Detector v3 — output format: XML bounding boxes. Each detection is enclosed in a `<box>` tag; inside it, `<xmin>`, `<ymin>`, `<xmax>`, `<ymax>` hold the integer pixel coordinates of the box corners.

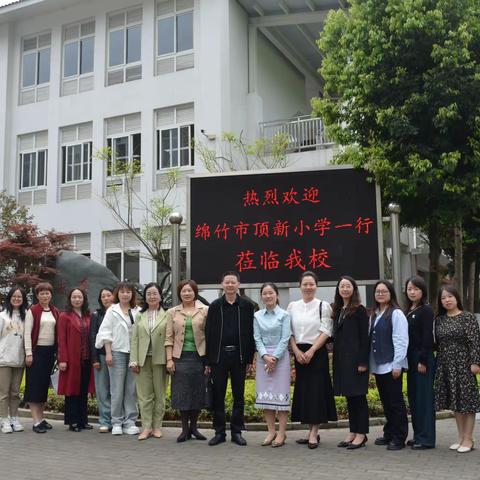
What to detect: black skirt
<box><xmin>171</xmin><ymin>351</ymin><xmax>209</xmax><ymax>411</ymax></box>
<box><xmin>24</xmin><ymin>345</ymin><xmax>56</xmax><ymax>404</ymax></box>
<box><xmin>291</xmin><ymin>344</ymin><xmax>337</xmax><ymax>424</ymax></box>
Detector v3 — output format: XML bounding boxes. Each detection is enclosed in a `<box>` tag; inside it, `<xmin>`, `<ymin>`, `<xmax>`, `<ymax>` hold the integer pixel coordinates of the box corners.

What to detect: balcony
<box><xmin>259</xmin><ymin>115</ymin><xmax>334</xmax><ymax>153</ymax></box>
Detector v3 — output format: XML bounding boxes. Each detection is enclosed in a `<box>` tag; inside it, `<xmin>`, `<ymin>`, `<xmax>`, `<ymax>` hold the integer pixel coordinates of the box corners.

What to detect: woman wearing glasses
<box><xmin>369</xmin><ymin>280</ymin><xmax>409</xmax><ymax>451</ymax></box>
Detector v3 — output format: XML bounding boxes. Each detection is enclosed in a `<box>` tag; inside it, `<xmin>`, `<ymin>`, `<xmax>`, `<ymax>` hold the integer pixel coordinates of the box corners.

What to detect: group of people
<box><xmin>0</xmin><ymin>271</ymin><xmax>479</xmax><ymax>454</ymax></box>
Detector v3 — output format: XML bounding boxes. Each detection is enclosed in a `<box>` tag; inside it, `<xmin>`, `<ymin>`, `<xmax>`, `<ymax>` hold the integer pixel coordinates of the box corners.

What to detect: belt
<box><xmin>223</xmin><ymin>345</ymin><xmax>237</xmax><ymax>352</ymax></box>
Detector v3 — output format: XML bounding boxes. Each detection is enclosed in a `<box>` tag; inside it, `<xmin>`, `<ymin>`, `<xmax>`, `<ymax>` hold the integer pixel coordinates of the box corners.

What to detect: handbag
<box><xmin>50</xmin><ymin>362</ymin><xmax>59</xmax><ymax>395</ymax></box>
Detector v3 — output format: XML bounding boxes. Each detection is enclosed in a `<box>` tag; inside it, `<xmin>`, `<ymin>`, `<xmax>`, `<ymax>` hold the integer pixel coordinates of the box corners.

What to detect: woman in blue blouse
<box><xmin>254</xmin><ymin>282</ymin><xmax>291</xmax><ymax>448</ymax></box>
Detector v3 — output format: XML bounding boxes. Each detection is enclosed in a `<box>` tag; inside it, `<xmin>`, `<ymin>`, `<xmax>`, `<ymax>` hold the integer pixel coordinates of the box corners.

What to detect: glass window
<box><xmin>106</xmin><ymin>252</ymin><xmax>122</xmax><ymax>279</ymax></box>
<box><xmin>37</xmin><ymin>49</ymin><xmax>50</xmax><ymax>84</ymax></box>
<box><xmin>20</xmin><ymin>150</ymin><xmax>47</xmax><ymax>189</ymax></box>
<box><xmin>83</xmin><ymin>142</ymin><xmax>92</xmax><ymax>179</ymax></box>
<box><xmin>158</xmin><ymin>125</ymin><xmax>193</xmax><ymax>169</ymax></box>
<box><xmin>62</xmin><ymin>142</ymin><xmax>92</xmax><ymax>184</ymax></box>
<box><xmin>124</xmin><ymin>251</ymin><xmax>139</xmax><ymax>283</ymax></box>
<box><xmin>80</xmin><ymin>37</ymin><xmax>94</xmax><ymax>74</ymax></box>
<box><xmin>109</xmin><ymin>29</ymin><xmax>125</xmax><ymax>66</ymax></box>
<box><xmin>37</xmin><ymin>150</ymin><xmax>46</xmax><ymax>186</ymax></box>
<box><xmin>177</xmin><ymin>11</ymin><xmax>193</xmax><ymax>52</ymax></box>
<box><xmin>157</xmin><ymin>17</ymin><xmax>174</xmax><ymax>55</ymax></box>
<box><xmin>126</xmin><ymin>25</ymin><xmax>141</xmax><ymax>64</ymax></box>
<box><xmin>22</xmin><ymin>53</ymin><xmax>36</xmax><ymax>88</ymax></box>
<box><xmin>64</xmin><ymin>41</ymin><xmax>79</xmax><ymax>77</ymax></box>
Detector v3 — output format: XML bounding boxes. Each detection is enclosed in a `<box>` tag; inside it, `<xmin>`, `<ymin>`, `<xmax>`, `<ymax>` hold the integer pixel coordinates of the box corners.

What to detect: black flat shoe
<box><xmin>411</xmin><ymin>444</ymin><xmax>434</xmax><ymax>450</ymax></box>
<box><xmin>69</xmin><ymin>425</ymin><xmax>81</xmax><ymax>432</ymax></box>
<box><xmin>32</xmin><ymin>424</ymin><xmax>47</xmax><ymax>434</ymax></box>
<box><xmin>40</xmin><ymin>420</ymin><xmax>53</xmax><ymax>430</ymax></box>
<box><xmin>347</xmin><ymin>436</ymin><xmax>368</xmax><ymax>450</ymax></box>
<box><xmin>337</xmin><ymin>440</ymin><xmax>352</xmax><ymax>448</ymax></box>
<box><xmin>298</xmin><ymin>434</ymin><xmax>319</xmax><ymax>445</ymax></box>
<box><xmin>208</xmin><ymin>434</ymin><xmax>226</xmax><ymax>446</ymax></box>
<box><xmin>231</xmin><ymin>432</ymin><xmax>247</xmax><ymax>446</ymax></box>
<box><xmin>80</xmin><ymin>424</ymin><xmax>93</xmax><ymax>430</ymax></box>
<box><xmin>374</xmin><ymin>436</ymin><xmax>391</xmax><ymax>446</ymax></box>
<box><xmin>307</xmin><ymin>440</ymin><xmax>319</xmax><ymax>449</ymax></box>
<box><xmin>177</xmin><ymin>431</ymin><xmax>190</xmax><ymax>443</ymax></box>
<box><xmin>386</xmin><ymin>442</ymin><xmax>405</xmax><ymax>451</ymax></box>
<box><xmin>190</xmin><ymin>428</ymin><xmax>206</xmax><ymax>440</ymax></box>
<box><xmin>406</xmin><ymin>439</ymin><xmax>415</xmax><ymax>447</ymax></box>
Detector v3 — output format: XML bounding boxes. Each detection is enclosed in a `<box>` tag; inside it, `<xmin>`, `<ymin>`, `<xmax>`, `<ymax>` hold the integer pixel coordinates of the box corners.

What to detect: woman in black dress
<box><xmin>404</xmin><ymin>276</ymin><xmax>435</xmax><ymax>449</ymax></box>
<box><xmin>332</xmin><ymin>276</ymin><xmax>369</xmax><ymax>450</ymax></box>
<box><xmin>435</xmin><ymin>284</ymin><xmax>480</xmax><ymax>453</ymax></box>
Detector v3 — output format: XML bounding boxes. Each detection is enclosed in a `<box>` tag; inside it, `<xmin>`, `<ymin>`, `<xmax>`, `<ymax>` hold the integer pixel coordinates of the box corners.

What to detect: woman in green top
<box><xmin>165</xmin><ymin>280</ymin><xmax>209</xmax><ymax>442</ymax></box>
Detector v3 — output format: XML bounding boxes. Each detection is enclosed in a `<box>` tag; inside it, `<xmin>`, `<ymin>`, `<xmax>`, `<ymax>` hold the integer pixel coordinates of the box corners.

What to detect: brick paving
<box><xmin>0</xmin><ymin>418</ymin><xmax>479</xmax><ymax>480</ymax></box>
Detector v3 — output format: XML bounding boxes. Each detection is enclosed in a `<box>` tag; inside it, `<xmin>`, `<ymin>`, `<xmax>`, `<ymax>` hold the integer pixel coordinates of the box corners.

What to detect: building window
<box><xmin>157</xmin><ymin>125</ymin><xmax>193</xmax><ymax>169</ymax></box>
<box><xmin>156</xmin><ymin>0</ymin><xmax>194</xmax><ymax>74</ymax></box>
<box><xmin>67</xmin><ymin>233</ymin><xmax>91</xmax><ymax>256</ymax></box>
<box><xmin>106</xmin><ymin>133</ymin><xmax>141</xmax><ymax>177</ymax></box>
<box><xmin>63</xmin><ymin>20</ymin><xmax>95</xmax><ymax>78</ymax></box>
<box><xmin>155</xmin><ymin>103</ymin><xmax>194</xmax><ymax>170</ymax></box>
<box><xmin>107</xmin><ymin>7</ymin><xmax>142</xmax><ymax>85</ymax></box>
<box><xmin>105</xmin><ymin>230</ymin><xmax>140</xmax><ymax>282</ymax></box>
<box><xmin>20</xmin><ymin>33</ymin><xmax>51</xmax><ymax>104</ymax></box>
<box><xmin>61</xmin><ymin>142</ymin><xmax>92</xmax><ymax>183</ymax></box>
<box><xmin>19</xmin><ymin>150</ymin><xmax>47</xmax><ymax>189</ymax></box>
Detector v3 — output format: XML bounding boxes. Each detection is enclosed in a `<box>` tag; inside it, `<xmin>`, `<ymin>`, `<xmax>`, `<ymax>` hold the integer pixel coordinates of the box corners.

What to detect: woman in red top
<box><xmin>58</xmin><ymin>288</ymin><xmax>95</xmax><ymax>431</ymax></box>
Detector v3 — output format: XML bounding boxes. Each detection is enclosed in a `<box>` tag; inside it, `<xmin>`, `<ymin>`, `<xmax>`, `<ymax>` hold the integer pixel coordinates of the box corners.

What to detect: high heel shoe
<box><xmin>307</xmin><ymin>434</ymin><xmax>320</xmax><ymax>449</ymax></box>
<box><xmin>262</xmin><ymin>433</ymin><xmax>277</xmax><ymax>446</ymax></box>
<box><xmin>346</xmin><ymin>435</ymin><xmax>368</xmax><ymax>450</ymax></box>
<box><xmin>189</xmin><ymin>428</ymin><xmax>206</xmax><ymax>440</ymax></box>
<box><xmin>272</xmin><ymin>434</ymin><xmax>286</xmax><ymax>448</ymax></box>
<box><xmin>449</xmin><ymin>442</ymin><xmax>461</xmax><ymax>450</ymax></box>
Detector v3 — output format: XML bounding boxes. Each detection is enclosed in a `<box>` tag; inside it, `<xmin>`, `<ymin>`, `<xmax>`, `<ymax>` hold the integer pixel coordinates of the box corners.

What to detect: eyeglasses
<box><xmin>375</xmin><ymin>290</ymin><xmax>390</xmax><ymax>295</ymax></box>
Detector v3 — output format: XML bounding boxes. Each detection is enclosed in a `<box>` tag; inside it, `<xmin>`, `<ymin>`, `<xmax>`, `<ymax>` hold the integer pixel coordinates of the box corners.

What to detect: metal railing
<box><xmin>259</xmin><ymin>115</ymin><xmax>334</xmax><ymax>152</ymax></box>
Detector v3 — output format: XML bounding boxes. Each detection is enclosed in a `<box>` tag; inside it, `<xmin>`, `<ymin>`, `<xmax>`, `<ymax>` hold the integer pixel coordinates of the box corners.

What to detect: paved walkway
<box><xmin>0</xmin><ymin>418</ymin><xmax>478</xmax><ymax>480</ymax></box>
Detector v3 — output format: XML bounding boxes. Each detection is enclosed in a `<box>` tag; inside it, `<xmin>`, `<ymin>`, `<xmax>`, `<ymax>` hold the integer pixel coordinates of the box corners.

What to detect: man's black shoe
<box><xmin>32</xmin><ymin>424</ymin><xmax>47</xmax><ymax>433</ymax></box>
<box><xmin>231</xmin><ymin>432</ymin><xmax>247</xmax><ymax>446</ymax></box>
<box><xmin>411</xmin><ymin>444</ymin><xmax>434</xmax><ymax>450</ymax></box>
<box><xmin>40</xmin><ymin>420</ymin><xmax>53</xmax><ymax>430</ymax></box>
<box><xmin>386</xmin><ymin>442</ymin><xmax>405</xmax><ymax>451</ymax></box>
<box><xmin>374</xmin><ymin>436</ymin><xmax>391</xmax><ymax>446</ymax></box>
<box><xmin>208</xmin><ymin>434</ymin><xmax>226</xmax><ymax>446</ymax></box>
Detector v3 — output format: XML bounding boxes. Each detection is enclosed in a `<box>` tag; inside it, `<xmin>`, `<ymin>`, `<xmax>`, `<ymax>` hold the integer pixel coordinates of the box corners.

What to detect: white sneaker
<box><xmin>123</xmin><ymin>424</ymin><xmax>140</xmax><ymax>435</ymax></box>
<box><xmin>1</xmin><ymin>418</ymin><xmax>13</xmax><ymax>434</ymax></box>
<box><xmin>98</xmin><ymin>425</ymin><xmax>110</xmax><ymax>433</ymax></box>
<box><xmin>10</xmin><ymin>417</ymin><xmax>24</xmax><ymax>432</ymax></box>
<box><xmin>111</xmin><ymin>425</ymin><xmax>123</xmax><ymax>435</ymax></box>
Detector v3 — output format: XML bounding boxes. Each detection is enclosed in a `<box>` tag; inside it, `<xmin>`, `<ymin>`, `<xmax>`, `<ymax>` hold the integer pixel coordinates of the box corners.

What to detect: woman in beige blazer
<box><xmin>165</xmin><ymin>279</ymin><xmax>209</xmax><ymax>442</ymax></box>
<box><xmin>130</xmin><ymin>282</ymin><xmax>168</xmax><ymax>441</ymax></box>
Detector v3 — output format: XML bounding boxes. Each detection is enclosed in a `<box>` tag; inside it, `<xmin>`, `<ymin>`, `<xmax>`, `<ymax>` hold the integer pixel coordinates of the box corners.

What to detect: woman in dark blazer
<box><xmin>332</xmin><ymin>276</ymin><xmax>370</xmax><ymax>449</ymax></box>
<box><xmin>404</xmin><ymin>276</ymin><xmax>435</xmax><ymax>450</ymax></box>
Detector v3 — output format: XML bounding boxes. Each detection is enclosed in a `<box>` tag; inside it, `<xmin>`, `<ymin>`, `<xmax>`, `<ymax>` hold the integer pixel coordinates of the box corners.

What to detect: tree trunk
<box><xmin>427</xmin><ymin>221</ymin><xmax>441</xmax><ymax>304</ymax></box>
<box><xmin>467</xmin><ymin>259</ymin><xmax>476</xmax><ymax>312</ymax></box>
<box><xmin>453</xmin><ymin>222</ymin><xmax>463</xmax><ymax>304</ymax></box>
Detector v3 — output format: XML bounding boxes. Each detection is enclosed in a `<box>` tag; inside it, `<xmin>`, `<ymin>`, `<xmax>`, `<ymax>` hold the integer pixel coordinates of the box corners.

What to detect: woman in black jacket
<box><xmin>89</xmin><ymin>288</ymin><xmax>113</xmax><ymax>433</ymax></box>
<box><xmin>405</xmin><ymin>276</ymin><xmax>435</xmax><ymax>449</ymax></box>
<box><xmin>332</xmin><ymin>276</ymin><xmax>370</xmax><ymax>450</ymax></box>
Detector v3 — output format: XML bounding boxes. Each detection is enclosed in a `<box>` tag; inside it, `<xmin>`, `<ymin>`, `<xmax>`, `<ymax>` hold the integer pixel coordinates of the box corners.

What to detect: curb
<box><xmin>16</xmin><ymin>408</ymin><xmax>454</xmax><ymax>431</ymax></box>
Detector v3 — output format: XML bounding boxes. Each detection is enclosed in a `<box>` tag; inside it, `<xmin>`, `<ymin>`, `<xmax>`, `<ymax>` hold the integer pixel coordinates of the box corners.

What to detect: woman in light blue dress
<box><xmin>254</xmin><ymin>282</ymin><xmax>291</xmax><ymax>448</ymax></box>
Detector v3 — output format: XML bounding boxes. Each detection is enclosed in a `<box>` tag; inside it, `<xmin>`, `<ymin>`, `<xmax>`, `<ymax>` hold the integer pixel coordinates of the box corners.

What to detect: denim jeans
<box><xmin>94</xmin><ymin>354</ymin><xmax>112</xmax><ymax>428</ymax></box>
<box><xmin>108</xmin><ymin>351</ymin><xmax>138</xmax><ymax>428</ymax></box>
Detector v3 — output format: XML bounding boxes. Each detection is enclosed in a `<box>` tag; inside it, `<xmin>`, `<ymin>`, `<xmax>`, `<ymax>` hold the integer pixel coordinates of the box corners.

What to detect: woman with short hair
<box><xmin>24</xmin><ymin>282</ymin><xmax>60</xmax><ymax>433</ymax></box>
<box><xmin>0</xmin><ymin>286</ymin><xmax>28</xmax><ymax>434</ymax></box>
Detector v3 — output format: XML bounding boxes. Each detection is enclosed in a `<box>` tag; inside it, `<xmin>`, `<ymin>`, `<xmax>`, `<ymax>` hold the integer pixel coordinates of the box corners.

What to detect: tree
<box><xmin>194</xmin><ymin>131</ymin><xmax>290</xmax><ymax>172</ymax></box>
<box><xmin>314</xmin><ymin>0</ymin><xmax>480</xmax><ymax>301</ymax></box>
<box><xmin>95</xmin><ymin>146</ymin><xmax>180</xmax><ymax>287</ymax></box>
<box><xmin>0</xmin><ymin>192</ymin><xmax>71</xmax><ymax>298</ymax></box>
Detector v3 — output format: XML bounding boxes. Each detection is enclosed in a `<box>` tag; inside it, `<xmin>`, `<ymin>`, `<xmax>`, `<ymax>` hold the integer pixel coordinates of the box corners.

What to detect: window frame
<box><xmin>107</xmin><ymin>9</ymin><xmax>142</xmax><ymax>75</ymax></box>
<box><xmin>105</xmin><ymin>249</ymin><xmax>140</xmax><ymax>283</ymax></box>
<box><xmin>156</xmin><ymin>3</ymin><xmax>193</xmax><ymax>60</ymax></box>
<box><xmin>61</xmin><ymin>140</ymin><xmax>93</xmax><ymax>184</ymax></box>
<box><xmin>19</xmin><ymin>149</ymin><xmax>48</xmax><ymax>191</ymax></box>
<box><xmin>62</xmin><ymin>20</ymin><xmax>96</xmax><ymax>80</ymax></box>
<box><xmin>156</xmin><ymin>123</ymin><xmax>194</xmax><ymax>170</ymax></box>
<box><xmin>20</xmin><ymin>35</ymin><xmax>51</xmax><ymax>91</ymax></box>
<box><xmin>106</xmin><ymin>132</ymin><xmax>141</xmax><ymax>178</ymax></box>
